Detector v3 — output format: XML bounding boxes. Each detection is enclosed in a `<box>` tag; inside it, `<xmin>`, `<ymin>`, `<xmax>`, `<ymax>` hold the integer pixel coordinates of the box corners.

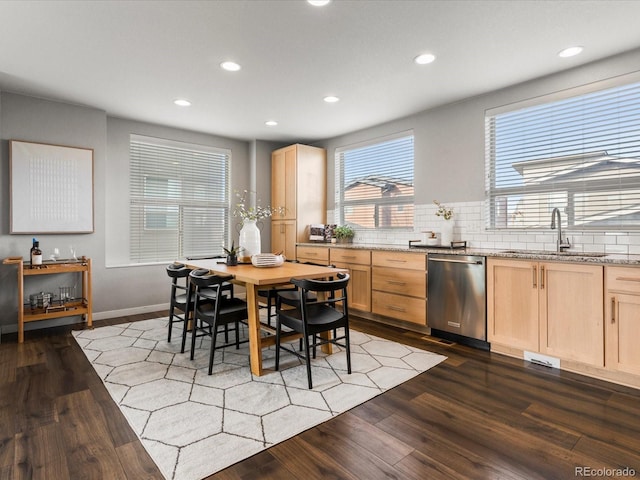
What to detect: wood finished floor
<box><xmin>1</xmin><ymin>312</ymin><xmax>639</xmax><ymax>480</ymax></box>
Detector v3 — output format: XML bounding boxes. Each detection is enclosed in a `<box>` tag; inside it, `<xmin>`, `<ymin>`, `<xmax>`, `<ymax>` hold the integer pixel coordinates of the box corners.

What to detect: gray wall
<box><xmin>320</xmin><ymin>47</ymin><xmax>640</xmax><ymax>208</ymax></box>
<box><xmin>0</xmin><ymin>92</ymin><xmax>251</xmax><ymax>331</ymax></box>
<box><xmin>0</xmin><ymin>93</ymin><xmax>107</xmax><ymax>329</ymax></box>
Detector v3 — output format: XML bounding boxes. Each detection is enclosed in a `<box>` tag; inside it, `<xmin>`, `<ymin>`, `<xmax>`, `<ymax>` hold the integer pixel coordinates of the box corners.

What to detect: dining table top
<box><xmin>181</xmin><ymin>259</ymin><xmax>346</xmax><ymax>285</ymax></box>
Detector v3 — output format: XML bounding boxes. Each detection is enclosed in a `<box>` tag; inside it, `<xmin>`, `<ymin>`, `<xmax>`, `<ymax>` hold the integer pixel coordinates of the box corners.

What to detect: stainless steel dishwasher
<box><xmin>427</xmin><ymin>253</ymin><xmax>488</xmax><ymax>348</ymax></box>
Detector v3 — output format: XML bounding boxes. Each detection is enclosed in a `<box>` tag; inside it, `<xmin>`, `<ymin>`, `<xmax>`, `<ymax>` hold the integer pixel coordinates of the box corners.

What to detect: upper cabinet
<box><xmin>271</xmin><ymin>145</ymin><xmax>298</xmax><ymax>220</ymax></box>
<box><xmin>271</xmin><ymin>144</ymin><xmax>326</xmax><ymax>260</ymax></box>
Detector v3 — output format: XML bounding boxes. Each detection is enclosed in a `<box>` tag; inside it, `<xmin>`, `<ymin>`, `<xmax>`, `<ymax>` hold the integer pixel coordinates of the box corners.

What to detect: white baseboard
<box><xmin>93</xmin><ymin>293</ymin><xmax>246</xmax><ymax>321</ymax></box>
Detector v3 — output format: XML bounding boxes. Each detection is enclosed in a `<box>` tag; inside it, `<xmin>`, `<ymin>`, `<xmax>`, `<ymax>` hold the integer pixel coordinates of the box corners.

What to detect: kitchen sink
<box><xmin>500</xmin><ymin>249</ymin><xmax>608</xmax><ymax>258</ymax></box>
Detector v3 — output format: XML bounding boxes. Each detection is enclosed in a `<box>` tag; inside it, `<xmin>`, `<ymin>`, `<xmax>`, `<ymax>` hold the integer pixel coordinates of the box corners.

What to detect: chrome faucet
<box><xmin>550</xmin><ymin>208</ymin><xmax>571</xmax><ymax>252</ymax></box>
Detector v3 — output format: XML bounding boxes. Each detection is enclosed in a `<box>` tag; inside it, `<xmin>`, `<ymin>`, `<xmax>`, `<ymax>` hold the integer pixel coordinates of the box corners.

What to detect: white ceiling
<box><xmin>2</xmin><ymin>0</ymin><xmax>640</xmax><ymax>143</ymax></box>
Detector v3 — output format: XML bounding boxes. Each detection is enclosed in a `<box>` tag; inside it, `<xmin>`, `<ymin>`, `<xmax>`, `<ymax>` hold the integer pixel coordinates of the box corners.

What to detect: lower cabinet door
<box><xmin>487</xmin><ymin>258</ymin><xmax>539</xmax><ymax>351</ymax></box>
<box><xmin>539</xmin><ymin>262</ymin><xmax>604</xmax><ymax>367</ymax></box>
<box><xmin>607</xmin><ymin>293</ymin><xmax>640</xmax><ymax>375</ymax></box>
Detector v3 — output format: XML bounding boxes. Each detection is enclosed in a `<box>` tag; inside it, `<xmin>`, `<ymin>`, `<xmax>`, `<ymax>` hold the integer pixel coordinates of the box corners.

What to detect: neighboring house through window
<box><xmin>129</xmin><ymin>135</ymin><xmax>231</xmax><ymax>264</ymax></box>
<box><xmin>335</xmin><ymin>132</ymin><xmax>414</xmax><ymax>229</ymax></box>
<box><xmin>486</xmin><ymin>77</ymin><xmax>640</xmax><ymax>231</ymax></box>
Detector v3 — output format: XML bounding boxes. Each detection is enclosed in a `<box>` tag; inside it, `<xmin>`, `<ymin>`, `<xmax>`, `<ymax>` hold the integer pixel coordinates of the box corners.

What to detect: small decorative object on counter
<box><xmin>434</xmin><ymin>200</ymin><xmax>454</xmax><ymax>246</ymax></box>
<box><xmin>30</xmin><ymin>238</ymin><xmax>43</xmax><ymax>268</ymax></box>
<box><xmin>424</xmin><ymin>231</ymin><xmax>439</xmax><ymax>246</ymax></box>
<box><xmin>333</xmin><ymin>225</ymin><xmax>355</xmax><ymax>244</ymax></box>
<box><xmin>223</xmin><ymin>241</ymin><xmax>242</xmax><ymax>266</ymax></box>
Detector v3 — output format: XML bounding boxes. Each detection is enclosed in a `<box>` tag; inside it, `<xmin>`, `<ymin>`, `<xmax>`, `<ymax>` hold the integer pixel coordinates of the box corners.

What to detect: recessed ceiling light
<box><xmin>265</xmin><ymin>120</ymin><xmax>278</xmax><ymax>126</ymax></box>
<box><xmin>173</xmin><ymin>99</ymin><xmax>191</xmax><ymax>107</ymax></box>
<box><xmin>558</xmin><ymin>46</ymin><xmax>583</xmax><ymax>58</ymax></box>
<box><xmin>414</xmin><ymin>53</ymin><xmax>436</xmax><ymax>65</ymax></box>
<box><xmin>308</xmin><ymin>0</ymin><xmax>331</xmax><ymax>6</ymax></box>
<box><xmin>220</xmin><ymin>61</ymin><xmax>241</xmax><ymax>72</ymax></box>
<box><xmin>324</xmin><ymin>95</ymin><xmax>340</xmax><ymax>103</ymax></box>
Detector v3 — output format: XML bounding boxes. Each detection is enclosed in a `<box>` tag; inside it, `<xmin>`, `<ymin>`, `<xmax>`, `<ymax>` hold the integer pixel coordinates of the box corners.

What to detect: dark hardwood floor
<box><xmin>1</xmin><ymin>312</ymin><xmax>639</xmax><ymax>479</ymax></box>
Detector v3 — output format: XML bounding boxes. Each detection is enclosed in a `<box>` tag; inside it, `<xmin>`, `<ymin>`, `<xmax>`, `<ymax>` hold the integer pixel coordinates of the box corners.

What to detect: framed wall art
<box><xmin>10</xmin><ymin>140</ymin><xmax>94</xmax><ymax>234</ymax></box>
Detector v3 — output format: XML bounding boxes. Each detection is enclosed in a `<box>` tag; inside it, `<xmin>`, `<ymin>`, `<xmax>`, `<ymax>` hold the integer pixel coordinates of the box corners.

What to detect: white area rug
<box><xmin>73</xmin><ymin>317</ymin><xmax>446</xmax><ymax>480</ymax></box>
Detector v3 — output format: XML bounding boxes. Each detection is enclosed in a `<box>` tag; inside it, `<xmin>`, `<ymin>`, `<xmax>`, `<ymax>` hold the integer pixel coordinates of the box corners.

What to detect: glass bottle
<box><xmin>31</xmin><ymin>240</ymin><xmax>43</xmax><ymax>267</ymax></box>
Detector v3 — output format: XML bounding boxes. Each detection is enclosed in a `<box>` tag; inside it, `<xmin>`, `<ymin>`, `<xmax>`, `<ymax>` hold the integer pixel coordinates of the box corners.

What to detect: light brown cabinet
<box><xmin>605</xmin><ymin>266</ymin><xmax>640</xmax><ymax>376</ymax></box>
<box><xmin>487</xmin><ymin>258</ymin><xmax>604</xmax><ymax>367</ymax></box>
<box><xmin>487</xmin><ymin>258</ymin><xmax>539</xmax><ymax>351</ymax></box>
<box><xmin>271</xmin><ymin>144</ymin><xmax>326</xmax><ymax>260</ymax></box>
<box><xmin>330</xmin><ymin>248</ymin><xmax>371</xmax><ymax>312</ymax></box>
<box><xmin>296</xmin><ymin>245</ymin><xmax>329</xmax><ymax>265</ymax></box>
<box><xmin>539</xmin><ymin>262</ymin><xmax>603</xmax><ymax>366</ymax></box>
<box><xmin>272</xmin><ymin>220</ymin><xmax>296</xmax><ymax>260</ymax></box>
<box><xmin>371</xmin><ymin>251</ymin><xmax>426</xmax><ymax>325</ymax></box>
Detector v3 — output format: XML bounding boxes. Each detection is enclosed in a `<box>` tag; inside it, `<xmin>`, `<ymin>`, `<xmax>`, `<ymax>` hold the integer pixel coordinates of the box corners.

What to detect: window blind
<box><xmin>486</xmin><ymin>80</ymin><xmax>640</xmax><ymax>231</ymax></box>
<box><xmin>335</xmin><ymin>132</ymin><xmax>414</xmax><ymax>229</ymax></box>
<box><xmin>129</xmin><ymin>135</ymin><xmax>230</xmax><ymax>263</ymax></box>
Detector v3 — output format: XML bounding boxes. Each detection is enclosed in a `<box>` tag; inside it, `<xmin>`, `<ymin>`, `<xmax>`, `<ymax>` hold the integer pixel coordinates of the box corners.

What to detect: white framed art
<box><xmin>10</xmin><ymin>140</ymin><xmax>94</xmax><ymax>234</ymax></box>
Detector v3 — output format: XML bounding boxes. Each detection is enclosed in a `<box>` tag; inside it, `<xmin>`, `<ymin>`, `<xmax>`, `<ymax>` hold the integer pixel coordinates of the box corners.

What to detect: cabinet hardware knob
<box><xmin>388</xmin><ymin>305</ymin><xmax>406</xmax><ymax>312</ymax></box>
<box><xmin>616</xmin><ymin>276</ymin><xmax>640</xmax><ymax>283</ymax></box>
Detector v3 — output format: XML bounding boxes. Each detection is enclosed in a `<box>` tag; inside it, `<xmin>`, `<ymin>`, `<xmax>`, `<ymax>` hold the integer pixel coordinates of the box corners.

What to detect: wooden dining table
<box><xmin>182</xmin><ymin>259</ymin><xmax>347</xmax><ymax>376</ymax></box>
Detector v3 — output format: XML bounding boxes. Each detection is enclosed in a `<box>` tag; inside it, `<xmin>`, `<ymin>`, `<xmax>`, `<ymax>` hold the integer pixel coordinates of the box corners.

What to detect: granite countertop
<box><xmin>297</xmin><ymin>242</ymin><xmax>640</xmax><ymax>266</ymax></box>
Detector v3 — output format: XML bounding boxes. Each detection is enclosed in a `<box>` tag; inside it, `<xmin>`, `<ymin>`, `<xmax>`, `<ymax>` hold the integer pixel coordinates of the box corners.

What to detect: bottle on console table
<box><xmin>30</xmin><ymin>239</ymin><xmax>43</xmax><ymax>268</ymax></box>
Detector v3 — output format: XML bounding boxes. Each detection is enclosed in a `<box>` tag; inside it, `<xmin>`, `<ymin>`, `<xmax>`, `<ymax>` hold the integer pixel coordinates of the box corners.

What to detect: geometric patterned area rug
<box><xmin>72</xmin><ymin>317</ymin><xmax>446</xmax><ymax>480</ymax></box>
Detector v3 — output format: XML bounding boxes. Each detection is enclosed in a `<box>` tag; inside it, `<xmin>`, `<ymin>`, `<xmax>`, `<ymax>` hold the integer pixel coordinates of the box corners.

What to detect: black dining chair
<box><xmin>275</xmin><ymin>273</ymin><xmax>351</xmax><ymax>389</ymax></box>
<box><xmin>166</xmin><ymin>263</ymin><xmax>193</xmax><ymax>352</ymax></box>
<box><xmin>187</xmin><ymin>269</ymin><xmax>249</xmax><ymax>374</ymax></box>
<box><xmin>166</xmin><ymin>264</ymin><xmax>235</xmax><ymax>353</ymax></box>
<box><xmin>275</xmin><ymin>262</ymin><xmax>336</xmax><ymax>310</ymax></box>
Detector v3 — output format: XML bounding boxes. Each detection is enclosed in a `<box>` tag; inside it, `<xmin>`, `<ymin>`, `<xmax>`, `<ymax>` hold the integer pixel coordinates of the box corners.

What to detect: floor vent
<box><xmin>524</xmin><ymin>351</ymin><xmax>560</xmax><ymax>369</ymax></box>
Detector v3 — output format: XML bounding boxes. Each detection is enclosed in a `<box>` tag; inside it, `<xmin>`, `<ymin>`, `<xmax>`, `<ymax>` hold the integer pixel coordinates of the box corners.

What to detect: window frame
<box><xmin>129</xmin><ymin>134</ymin><xmax>231</xmax><ymax>265</ymax></box>
<box><xmin>485</xmin><ymin>72</ymin><xmax>640</xmax><ymax>232</ymax></box>
<box><xmin>335</xmin><ymin>131</ymin><xmax>415</xmax><ymax>230</ymax></box>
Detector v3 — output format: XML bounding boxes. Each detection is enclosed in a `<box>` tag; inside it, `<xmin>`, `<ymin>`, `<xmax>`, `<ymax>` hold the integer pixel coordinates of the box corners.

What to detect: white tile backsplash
<box><xmin>329</xmin><ymin>200</ymin><xmax>640</xmax><ymax>253</ymax></box>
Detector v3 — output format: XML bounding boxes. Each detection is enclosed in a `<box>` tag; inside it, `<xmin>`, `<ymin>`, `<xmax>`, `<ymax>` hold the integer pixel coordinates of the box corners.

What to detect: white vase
<box><xmin>440</xmin><ymin>220</ymin><xmax>454</xmax><ymax>247</ymax></box>
<box><xmin>239</xmin><ymin>219</ymin><xmax>261</xmax><ymax>261</ymax></box>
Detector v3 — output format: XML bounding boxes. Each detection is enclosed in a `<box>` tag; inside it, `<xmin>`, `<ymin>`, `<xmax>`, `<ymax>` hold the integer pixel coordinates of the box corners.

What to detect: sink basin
<box><xmin>500</xmin><ymin>249</ymin><xmax>607</xmax><ymax>258</ymax></box>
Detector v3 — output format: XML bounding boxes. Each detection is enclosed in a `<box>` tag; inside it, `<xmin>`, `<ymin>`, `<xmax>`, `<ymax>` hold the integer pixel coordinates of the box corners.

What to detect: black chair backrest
<box><xmin>291</xmin><ymin>273</ymin><xmax>349</xmax><ymax>304</ymax></box>
<box><xmin>166</xmin><ymin>263</ymin><xmax>190</xmax><ymax>279</ymax></box>
<box><xmin>189</xmin><ymin>269</ymin><xmax>233</xmax><ymax>288</ymax></box>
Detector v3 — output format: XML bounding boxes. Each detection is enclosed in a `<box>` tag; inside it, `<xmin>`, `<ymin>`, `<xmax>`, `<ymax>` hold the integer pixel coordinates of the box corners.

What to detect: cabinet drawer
<box><xmin>372</xmin><ymin>251</ymin><xmax>425</xmax><ymax>271</ymax></box>
<box><xmin>330</xmin><ymin>248</ymin><xmax>371</xmax><ymax>266</ymax></box>
<box><xmin>296</xmin><ymin>246</ymin><xmax>329</xmax><ymax>263</ymax></box>
<box><xmin>607</xmin><ymin>266</ymin><xmax>640</xmax><ymax>295</ymax></box>
<box><xmin>372</xmin><ymin>292</ymin><xmax>426</xmax><ymax>324</ymax></box>
<box><xmin>372</xmin><ymin>266</ymin><xmax>425</xmax><ymax>298</ymax></box>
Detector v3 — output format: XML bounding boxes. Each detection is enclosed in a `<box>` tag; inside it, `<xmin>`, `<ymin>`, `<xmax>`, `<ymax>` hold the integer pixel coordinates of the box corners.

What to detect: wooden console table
<box><xmin>2</xmin><ymin>256</ymin><xmax>93</xmax><ymax>343</ymax></box>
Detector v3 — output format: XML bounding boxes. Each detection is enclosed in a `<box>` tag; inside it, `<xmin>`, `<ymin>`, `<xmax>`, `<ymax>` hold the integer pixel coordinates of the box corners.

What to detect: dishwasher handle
<box><xmin>429</xmin><ymin>257</ymin><xmax>484</xmax><ymax>265</ymax></box>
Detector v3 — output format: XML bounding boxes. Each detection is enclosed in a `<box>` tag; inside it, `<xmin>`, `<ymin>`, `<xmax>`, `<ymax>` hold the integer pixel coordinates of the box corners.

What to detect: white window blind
<box><xmin>335</xmin><ymin>132</ymin><xmax>414</xmax><ymax>229</ymax></box>
<box><xmin>486</xmin><ymin>79</ymin><xmax>640</xmax><ymax>231</ymax></box>
<box><xmin>129</xmin><ymin>135</ymin><xmax>230</xmax><ymax>264</ymax></box>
